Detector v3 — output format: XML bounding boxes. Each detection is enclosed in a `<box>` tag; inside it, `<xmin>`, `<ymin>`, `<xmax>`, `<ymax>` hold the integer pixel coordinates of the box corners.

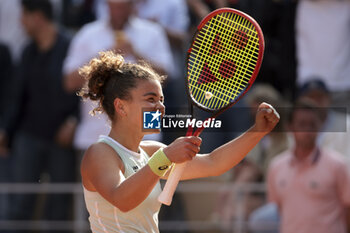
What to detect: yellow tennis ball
<box><xmin>205</xmin><ymin>91</ymin><xmax>213</xmax><ymax>100</ymax></box>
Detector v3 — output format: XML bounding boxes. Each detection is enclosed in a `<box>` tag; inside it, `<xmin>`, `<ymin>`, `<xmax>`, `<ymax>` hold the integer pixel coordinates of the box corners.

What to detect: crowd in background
<box><xmin>0</xmin><ymin>0</ymin><xmax>349</xmax><ymax>233</ymax></box>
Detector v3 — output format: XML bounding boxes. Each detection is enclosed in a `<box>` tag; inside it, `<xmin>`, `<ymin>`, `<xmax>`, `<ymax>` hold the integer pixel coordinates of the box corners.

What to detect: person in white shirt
<box><xmin>295</xmin><ymin>0</ymin><xmax>350</xmax><ymax>111</ymax></box>
<box><xmin>0</xmin><ymin>0</ymin><xmax>28</xmax><ymax>63</ymax></box>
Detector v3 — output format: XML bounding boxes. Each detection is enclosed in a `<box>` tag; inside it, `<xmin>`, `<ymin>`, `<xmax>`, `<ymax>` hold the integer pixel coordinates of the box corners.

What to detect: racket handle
<box><xmin>158</xmin><ymin>126</ymin><xmax>193</xmax><ymax>205</ymax></box>
<box><xmin>158</xmin><ymin>162</ymin><xmax>187</xmax><ymax>206</ymax></box>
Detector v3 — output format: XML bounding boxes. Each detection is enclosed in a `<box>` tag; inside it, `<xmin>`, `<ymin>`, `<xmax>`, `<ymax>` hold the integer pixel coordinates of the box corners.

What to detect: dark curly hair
<box><xmin>78</xmin><ymin>51</ymin><xmax>165</xmax><ymax>120</ymax></box>
<box><xmin>21</xmin><ymin>0</ymin><xmax>53</xmax><ymax>21</ymax></box>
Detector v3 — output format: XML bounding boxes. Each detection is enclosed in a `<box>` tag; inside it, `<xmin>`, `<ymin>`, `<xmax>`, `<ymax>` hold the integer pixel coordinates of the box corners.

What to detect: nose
<box><xmin>157</xmin><ymin>101</ymin><xmax>165</xmax><ymax>116</ymax></box>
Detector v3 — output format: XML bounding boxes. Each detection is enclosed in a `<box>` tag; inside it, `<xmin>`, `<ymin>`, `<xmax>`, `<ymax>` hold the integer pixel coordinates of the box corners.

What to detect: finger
<box><xmin>185</xmin><ymin>149</ymin><xmax>195</xmax><ymax>160</ymax></box>
<box><xmin>186</xmin><ymin>136</ymin><xmax>202</xmax><ymax>146</ymax></box>
<box><xmin>266</xmin><ymin>115</ymin><xmax>279</xmax><ymax>124</ymax></box>
<box><xmin>258</xmin><ymin>102</ymin><xmax>272</xmax><ymax>110</ymax></box>
<box><xmin>258</xmin><ymin>102</ymin><xmax>279</xmax><ymax>114</ymax></box>
<box><xmin>258</xmin><ymin>103</ymin><xmax>280</xmax><ymax>119</ymax></box>
<box><xmin>258</xmin><ymin>108</ymin><xmax>272</xmax><ymax>114</ymax></box>
<box><xmin>190</xmin><ymin>148</ymin><xmax>199</xmax><ymax>157</ymax></box>
<box><xmin>185</xmin><ymin>142</ymin><xmax>201</xmax><ymax>154</ymax></box>
<box><xmin>267</xmin><ymin>110</ymin><xmax>280</xmax><ymax>123</ymax></box>
<box><xmin>257</xmin><ymin>108</ymin><xmax>272</xmax><ymax>120</ymax></box>
<box><xmin>264</xmin><ymin>109</ymin><xmax>279</xmax><ymax>119</ymax></box>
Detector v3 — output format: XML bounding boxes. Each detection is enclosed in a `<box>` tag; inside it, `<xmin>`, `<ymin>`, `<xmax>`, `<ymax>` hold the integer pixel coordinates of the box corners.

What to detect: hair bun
<box><xmin>78</xmin><ymin>51</ymin><xmax>124</xmax><ymax>100</ymax></box>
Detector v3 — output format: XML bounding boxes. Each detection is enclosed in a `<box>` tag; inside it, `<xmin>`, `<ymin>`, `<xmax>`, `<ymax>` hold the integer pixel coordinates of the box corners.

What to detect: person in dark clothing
<box><xmin>0</xmin><ymin>0</ymin><xmax>79</xmax><ymax>230</ymax></box>
<box><xmin>0</xmin><ymin>43</ymin><xmax>12</xmax><ymax>154</ymax></box>
<box><xmin>0</xmin><ymin>43</ymin><xmax>13</xmax><ymax>220</ymax></box>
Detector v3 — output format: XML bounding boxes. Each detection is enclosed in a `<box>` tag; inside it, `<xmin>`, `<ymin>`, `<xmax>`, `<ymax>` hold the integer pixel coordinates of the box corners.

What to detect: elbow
<box><xmin>113</xmin><ymin>200</ymin><xmax>137</xmax><ymax>213</ymax></box>
<box><xmin>117</xmin><ymin>205</ymin><xmax>133</xmax><ymax>213</ymax></box>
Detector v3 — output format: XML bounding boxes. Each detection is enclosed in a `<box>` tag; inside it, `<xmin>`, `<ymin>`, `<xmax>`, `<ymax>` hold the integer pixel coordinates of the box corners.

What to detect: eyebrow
<box><xmin>143</xmin><ymin>92</ymin><xmax>164</xmax><ymax>100</ymax></box>
<box><xmin>143</xmin><ymin>92</ymin><xmax>158</xmax><ymax>97</ymax></box>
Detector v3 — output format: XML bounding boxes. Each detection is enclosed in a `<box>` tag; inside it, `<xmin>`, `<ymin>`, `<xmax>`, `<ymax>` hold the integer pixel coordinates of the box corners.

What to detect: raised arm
<box><xmin>181</xmin><ymin>102</ymin><xmax>280</xmax><ymax>180</ymax></box>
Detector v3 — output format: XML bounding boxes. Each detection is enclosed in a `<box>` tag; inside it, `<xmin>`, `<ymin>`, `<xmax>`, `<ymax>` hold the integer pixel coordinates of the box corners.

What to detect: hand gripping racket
<box><xmin>158</xmin><ymin>8</ymin><xmax>265</xmax><ymax>205</ymax></box>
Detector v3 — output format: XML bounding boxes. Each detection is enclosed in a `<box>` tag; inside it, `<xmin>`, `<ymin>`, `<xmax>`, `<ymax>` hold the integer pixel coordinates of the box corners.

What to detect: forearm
<box><xmin>184</xmin><ymin>126</ymin><xmax>266</xmax><ymax>179</ymax></box>
<box><xmin>209</xmin><ymin>126</ymin><xmax>265</xmax><ymax>175</ymax></box>
<box><xmin>110</xmin><ymin>165</ymin><xmax>160</xmax><ymax>212</ymax></box>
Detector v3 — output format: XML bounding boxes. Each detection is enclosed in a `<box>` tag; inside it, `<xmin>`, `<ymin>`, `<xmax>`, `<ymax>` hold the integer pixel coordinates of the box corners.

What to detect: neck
<box><xmin>34</xmin><ymin>21</ymin><xmax>57</xmax><ymax>51</ymax></box>
<box><xmin>108</xmin><ymin>121</ymin><xmax>144</xmax><ymax>152</ymax></box>
<box><xmin>294</xmin><ymin>145</ymin><xmax>316</xmax><ymax>160</ymax></box>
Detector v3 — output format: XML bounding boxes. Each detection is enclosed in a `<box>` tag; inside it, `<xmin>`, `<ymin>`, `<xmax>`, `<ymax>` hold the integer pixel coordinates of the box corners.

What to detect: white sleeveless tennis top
<box><xmin>83</xmin><ymin>135</ymin><xmax>162</xmax><ymax>233</ymax></box>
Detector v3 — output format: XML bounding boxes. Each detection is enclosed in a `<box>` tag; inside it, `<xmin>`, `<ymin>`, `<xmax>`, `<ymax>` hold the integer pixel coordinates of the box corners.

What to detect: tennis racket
<box><xmin>158</xmin><ymin>8</ymin><xmax>265</xmax><ymax>205</ymax></box>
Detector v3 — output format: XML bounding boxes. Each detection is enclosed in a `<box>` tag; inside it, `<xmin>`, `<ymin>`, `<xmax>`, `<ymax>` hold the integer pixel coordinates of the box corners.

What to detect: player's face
<box><xmin>124</xmin><ymin>79</ymin><xmax>165</xmax><ymax>134</ymax></box>
<box><xmin>290</xmin><ymin>109</ymin><xmax>322</xmax><ymax>149</ymax></box>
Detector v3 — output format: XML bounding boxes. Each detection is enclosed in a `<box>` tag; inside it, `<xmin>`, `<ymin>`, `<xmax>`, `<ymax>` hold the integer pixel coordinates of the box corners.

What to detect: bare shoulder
<box><xmin>82</xmin><ymin>142</ymin><xmax>124</xmax><ymax>170</ymax></box>
<box><xmin>140</xmin><ymin>140</ymin><xmax>167</xmax><ymax>157</ymax></box>
<box><xmin>81</xmin><ymin>142</ymin><xmax>124</xmax><ymax>190</ymax></box>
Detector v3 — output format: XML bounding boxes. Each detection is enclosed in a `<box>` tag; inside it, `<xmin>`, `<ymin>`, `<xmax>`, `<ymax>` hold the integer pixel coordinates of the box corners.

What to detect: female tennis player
<box><xmin>79</xmin><ymin>51</ymin><xmax>279</xmax><ymax>233</ymax></box>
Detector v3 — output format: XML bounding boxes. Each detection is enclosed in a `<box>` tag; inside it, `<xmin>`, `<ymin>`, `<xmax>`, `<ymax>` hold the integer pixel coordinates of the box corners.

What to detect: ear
<box><xmin>114</xmin><ymin>98</ymin><xmax>126</xmax><ymax>117</ymax></box>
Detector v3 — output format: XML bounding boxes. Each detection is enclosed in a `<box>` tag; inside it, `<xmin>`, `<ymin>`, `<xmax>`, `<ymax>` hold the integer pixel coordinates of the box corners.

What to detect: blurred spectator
<box><xmin>0</xmin><ymin>44</ymin><xmax>13</xmax><ymax>153</ymax></box>
<box><xmin>0</xmin><ymin>43</ymin><xmax>13</xmax><ymax>220</ymax></box>
<box><xmin>0</xmin><ymin>0</ymin><xmax>29</xmax><ymax>63</ymax></box>
<box><xmin>267</xmin><ymin>99</ymin><xmax>350</xmax><ymax>233</ymax></box>
<box><xmin>93</xmin><ymin>0</ymin><xmax>189</xmax><ymax>108</ymax></box>
<box><xmin>0</xmin><ymin>0</ymin><xmax>63</xmax><ymax>64</ymax></box>
<box><xmin>135</xmin><ymin>0</ymin><xmax>190</xmax><ymax>110</ymax></box>
<box><xmin>296</xmin><ymin>0</ymin><xmax>350</xmax><ymax>111</ymax></box>
<box><xmin>61</xmin><ymin>0</ymin><xmax>97</xmax><ymax>29</ymax></box>
<box><xmin>297</xmin><ymin>79</ymin><xmax>350</xmax><ymax>165</ymax></box>
<box><xmin>1</xmin><ymin>0</ymin><xmax>79</xmax><ymax>228</ymax></box>
<box><xmin>63</xmin><ymin>0</ymin><xmax>173</xmax><ymax>153</ymax></box>
<box><xmin>135</xmin><ymin>0</ymin><xmax>189</xmax><ymax>50</ymax></box>
<box><xmin>248</xmin><ymin>0</ymin><xmax>297</xmax><ymax>100</ymax></box>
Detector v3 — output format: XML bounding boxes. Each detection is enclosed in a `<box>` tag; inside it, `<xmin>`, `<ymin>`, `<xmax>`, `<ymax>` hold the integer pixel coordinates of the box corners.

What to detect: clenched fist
<box><xmin>163</xmin><ymin>136</ymin><xmax>202</xmax><ymax>164</ymax></box>
<box><xmin>253</xmin><ymin>102</ymin><xmax>280</xmax><ymax>133</ymax></box>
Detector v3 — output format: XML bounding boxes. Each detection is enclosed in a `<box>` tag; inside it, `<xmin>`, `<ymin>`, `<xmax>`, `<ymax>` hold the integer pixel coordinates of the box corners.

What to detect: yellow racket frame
<box><xmin>187</xmin><ymin>8</ymin><xmax>264</xmax><ymax>112</ymax></box>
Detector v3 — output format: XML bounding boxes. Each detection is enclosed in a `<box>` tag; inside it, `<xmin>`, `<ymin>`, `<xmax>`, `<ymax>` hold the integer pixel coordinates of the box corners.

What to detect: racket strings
<box><xmin>190</xmin><ymin>18</ymin><xmax>237</xmax><ymax>108</ymax></box>
<box><xmin>190</xmin><ymin>14</ymin><xmax>260</xmax><ymax>107</ymax></box>
<box><xmin>190</xmin><ymin>23</ymin><xmax>247</xmax><ymax>104</ymax></box>
<box><xmin>189</xmin><ymin>20</ymin><xmax>255</xmax><ymax>104</ymax></box>
<box><xmin>196</xmin><ymin>14</ymin><xmax>259</xmax><ymax>86</ymax></box>
<box><xmin>216</xmin><ymin>13</ymin><xmax>258</xmax><ymax>103</ymax></box>
<box><xmin>194</xmin><ymin>18</ymin><xmax>254</xmax><ymax>101</ymax></box>
<box><xmin>188</xmin><ymin>11</ymin><xmax>261</xmax><ymax>110</ymax></box>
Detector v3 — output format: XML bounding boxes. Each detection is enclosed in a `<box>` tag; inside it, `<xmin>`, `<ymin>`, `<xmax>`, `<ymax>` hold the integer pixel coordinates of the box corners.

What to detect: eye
<box><xmin>147</xmin><ymin>98</ymin><xmax>156</xmax><ymax>103</ymax></box>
